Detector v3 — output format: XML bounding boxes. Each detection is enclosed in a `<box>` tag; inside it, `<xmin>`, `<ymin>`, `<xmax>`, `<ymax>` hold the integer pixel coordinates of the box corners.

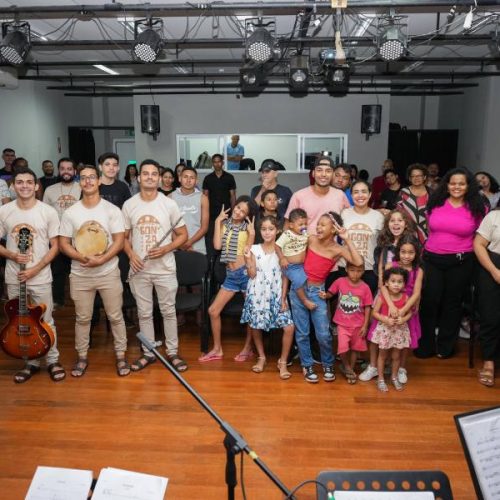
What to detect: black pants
<box><xmin>51</xmin><ymin>253</ymin><xmax>71</xmax><ymax>305</ymax></box>
<box><xmin>477</xmin><ymin>251</ymin><xmax>500</xmax><ymax>362</ymax></box>
<box><xmin>417</xmin><ymin>250</ymin><xmax>476</xmax><ymax>357</ymax></box>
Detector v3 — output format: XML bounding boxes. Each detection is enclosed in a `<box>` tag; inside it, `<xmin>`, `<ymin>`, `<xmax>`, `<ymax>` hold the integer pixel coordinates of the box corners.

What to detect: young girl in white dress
<box><xmin>240</xmin><ymin>215</ymin><xmax>294</xmax><ymax>379</ymax></box>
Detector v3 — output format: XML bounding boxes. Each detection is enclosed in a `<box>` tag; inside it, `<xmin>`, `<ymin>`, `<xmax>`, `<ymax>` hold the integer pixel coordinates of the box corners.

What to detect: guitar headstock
<box><xmin>18</xmin><ymin>227</ymin><xmax>32</xmax><ymax>254</ymax></box>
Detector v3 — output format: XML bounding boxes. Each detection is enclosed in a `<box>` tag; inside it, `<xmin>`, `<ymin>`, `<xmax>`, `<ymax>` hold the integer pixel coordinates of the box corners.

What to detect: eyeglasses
<box><xmin>80</xmin><ymin>174</ymin><xmax>98</xmax><ymax>182</ymax></box>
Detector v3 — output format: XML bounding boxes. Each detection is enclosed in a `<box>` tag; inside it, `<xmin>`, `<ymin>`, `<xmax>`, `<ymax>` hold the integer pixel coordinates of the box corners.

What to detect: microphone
<box><xmin>136</xmin><ymin>332</ymin><xmax>162</xmax><ymax>350</ymax></box>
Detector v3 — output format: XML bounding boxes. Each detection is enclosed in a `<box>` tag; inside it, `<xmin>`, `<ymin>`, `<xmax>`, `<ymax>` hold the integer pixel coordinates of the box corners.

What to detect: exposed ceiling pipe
<box><xmin>26</xmin><ymin>34</ymin><xmax>497</xmax><ymax>51</ymax></box>
<box><xmin>0</xmin><ymin>1</ymin><xmax>499</xmax><ymax>19</ymax></box>
<box><xmin>11</xmin><ymin>56</ymin><xmax>500</xmax><ymax>68</ymax></box>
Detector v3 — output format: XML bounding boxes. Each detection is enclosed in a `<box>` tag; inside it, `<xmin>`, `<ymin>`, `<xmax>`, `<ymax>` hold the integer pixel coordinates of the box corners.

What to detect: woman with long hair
<box><xmin>475</xmin><ymin>171</ymin><xmax>500</xmax><ymax>209</ymax></box>
<box><xmin>124</xmin><ymin>163</ymin><xmax>140</xmax><ymax>195</ymax></box>
<box><xmin>415</xmin><ymin>167</ymin><xmax>488</xmax><ymax>359</ymax></box>
<box><xmin>158</xmin><ymin>167</ymin><xmax>176</xmax><ymax>196</ymax></box>
<box><xmin>397</xmin><ymin>163</ymin><xmax>430</xmax><ymax>245</ymax></box>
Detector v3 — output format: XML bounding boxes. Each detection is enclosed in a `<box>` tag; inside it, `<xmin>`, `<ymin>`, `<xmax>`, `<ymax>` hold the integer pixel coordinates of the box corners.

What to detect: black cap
<box><xmin>259</xmin><ymin>159</ymin><xmax>278</xmax><ymax>172</ymax></box>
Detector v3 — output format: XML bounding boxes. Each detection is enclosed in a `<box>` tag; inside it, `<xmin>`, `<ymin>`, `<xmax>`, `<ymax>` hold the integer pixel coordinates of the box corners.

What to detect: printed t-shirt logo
<box><xmin>137</xmin><ymin>214</ymin><xmax>161</xmax><ymax>254</ymax></box>
<box><xmin>348</xmin><ymin>222</ymin><xmax>373</xmax><ymax>258</ymax></box>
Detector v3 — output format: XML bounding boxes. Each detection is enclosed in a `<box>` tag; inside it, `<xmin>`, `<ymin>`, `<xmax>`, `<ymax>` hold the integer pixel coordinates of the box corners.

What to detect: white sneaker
<box><xmin>398</xmin><ymin>367</ymin><xmax>408</xmax><ymax>384</ymax></box>
<box><xmin>359</xmin><ymin>365</ymin><xmax>378</xmax><ymax>381</ymax></box>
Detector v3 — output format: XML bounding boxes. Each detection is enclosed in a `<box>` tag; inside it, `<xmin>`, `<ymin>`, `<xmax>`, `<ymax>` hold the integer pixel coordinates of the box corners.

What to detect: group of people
<box><xmin>0</xmin><ymin>145</ymin><xmax>499</xmax><ymax>391</ymax></box>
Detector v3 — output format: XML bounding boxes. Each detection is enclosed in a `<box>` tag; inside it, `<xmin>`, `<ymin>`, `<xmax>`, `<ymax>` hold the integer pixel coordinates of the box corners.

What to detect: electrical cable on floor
<box><xmin>285</xmin><ymin>478</ymin><xmax>329</xmax><ymax>500</ymax></box>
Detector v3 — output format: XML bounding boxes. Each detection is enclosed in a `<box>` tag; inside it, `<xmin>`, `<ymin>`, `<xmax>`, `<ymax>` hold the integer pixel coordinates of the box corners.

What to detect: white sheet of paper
<box><xmin>92</xmin><ymin>467</ymin><xmax>168</xmax><ymax>500</ymax></box>
<box><xmin>334</xmin><ymin>493</ymin><xmax>434</xmax><ymax>500</ymax></box>
<box><xmin>458</xmin><ymin>407</ymin><xmax>500</xmax><ymax>500</ymax></box>
<box><xmin>25</xmin><ymin>466</ymin><xmax>93</xmax><ymax>500</ymax></box>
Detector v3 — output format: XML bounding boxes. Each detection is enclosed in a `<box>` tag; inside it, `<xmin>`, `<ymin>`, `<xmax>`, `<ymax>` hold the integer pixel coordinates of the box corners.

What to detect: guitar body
<box><xmin>1</xmin><ymin>298</ymin><xmax>55</xmax><ymax>360</ymax></box>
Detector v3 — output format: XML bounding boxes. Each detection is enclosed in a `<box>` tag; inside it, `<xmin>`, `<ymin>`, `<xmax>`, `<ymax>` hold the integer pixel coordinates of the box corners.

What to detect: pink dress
<box><xmin>370</xmin><ymin>294</ymin><xmax>410</xmax><ymax>350</ymax></box>
<box><xmin>367</xmin><ymin>264</ymin><xmax>421</xmax><ymax>349</ymax></box>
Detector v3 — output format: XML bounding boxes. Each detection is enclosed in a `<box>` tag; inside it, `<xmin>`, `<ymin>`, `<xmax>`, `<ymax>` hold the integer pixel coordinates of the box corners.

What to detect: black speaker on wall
<box><xmin>140</xmin><ymin>105</ymin><xmax>160</xmax><ymax>139</ymax></box>
<box><xmin>361</xmin><ymin>104</ymin><xmax>382</xmax><ymax>136</ymax></box>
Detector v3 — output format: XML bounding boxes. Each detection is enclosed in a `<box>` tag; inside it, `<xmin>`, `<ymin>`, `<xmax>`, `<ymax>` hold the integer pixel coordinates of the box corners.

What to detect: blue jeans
<box><xmin>289</xmin><ymin>283</ymin><xmax>333</xmax><ymax>368</ymax></box>
<box><xmin>284</xmin><ymin>263</ymin><xmax>307</xmax><ymax>291</ymax></box>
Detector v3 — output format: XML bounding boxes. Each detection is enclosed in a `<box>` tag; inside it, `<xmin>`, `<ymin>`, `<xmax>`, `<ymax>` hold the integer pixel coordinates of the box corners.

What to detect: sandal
<box><xmin>116</xmin><ymin>358</ymin><xmax>131</xmax><ymax>377</ymax></box>
<box><xmin>252</xmin><ymin>357</ymin><xmax>266</xmax><ymax>373</ymax></box>
<box><xmin>167</xmin><ymin>354</ymin><xmax>188</xmax><ymax>372</ymax></box>
<box><xmin>277</xmin><ymin>359</ymin><xmax>291</xmax><ymax>380</ymax></box>
<box><xmin>130</xmin><ymin>355</ymin><xmax>156</xmax><ymax>372</ymax></box>
<box><xmin>234</xmin><ymin>350</ymin><xmax>254</xmax><ymax>362</ymax></box>
<box><xmin>47</xmin><ymin>363</ymin><xmax>66</xmax><ymax>382</ymax></box>
<box><xmin>478</xmin><ymin>368</ymin><xmax>495</xmax><ymax>387</ymax></box>
<box><xmin>344</xmin><ymin>368</ymin><xmax>357</xmax><ymax>385</ymax></box>
<box><xmin>13</xmin><ymin>365</ymin><xmax>40</xmax><ymax>384</ymax></box>
<box><xmin>71</xmin><ymin>358</ymin><xmax>88</xmax><ymax>378</ymax></box>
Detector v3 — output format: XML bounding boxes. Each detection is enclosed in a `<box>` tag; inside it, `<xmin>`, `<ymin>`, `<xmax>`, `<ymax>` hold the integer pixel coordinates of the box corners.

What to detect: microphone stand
<box><xmin>137</xmin><ymin>333</ymin><xmax>292</xmax><ymax>500</ymax></box>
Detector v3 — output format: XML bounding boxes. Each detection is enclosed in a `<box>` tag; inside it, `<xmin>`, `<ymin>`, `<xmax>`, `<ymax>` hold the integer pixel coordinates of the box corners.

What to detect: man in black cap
<box><xmin>250</xmin><ymin>159</ymin><xmax>292</xmax><ymax>219</ymax></box>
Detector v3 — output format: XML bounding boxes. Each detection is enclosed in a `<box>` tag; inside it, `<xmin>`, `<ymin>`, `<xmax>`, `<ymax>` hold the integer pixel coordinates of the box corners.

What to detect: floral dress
<box><xmin>240</xmin><ymin>244</ymin><xmax>293</xmax><ymax>330</ymax></box>
<box><xmin>371</xmin><ymin>294</ymin><xmax>410</xmax><ymax>350</ymax></box>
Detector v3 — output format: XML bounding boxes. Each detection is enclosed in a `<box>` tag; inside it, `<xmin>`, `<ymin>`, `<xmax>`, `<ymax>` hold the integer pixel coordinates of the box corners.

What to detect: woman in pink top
<box><xmin>415</xmin><ymin>167</ymin><xmax>488</xmax><ymax>359</ymax></box>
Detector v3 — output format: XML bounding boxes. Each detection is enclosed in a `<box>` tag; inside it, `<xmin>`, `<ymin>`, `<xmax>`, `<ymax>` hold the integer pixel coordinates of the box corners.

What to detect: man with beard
<box><xmin>285</xmin><ymin>157</ymin><xmax>350</xmax><ymax>234</ymax></box>
<box><xmin>43</xmin><ymin>158</ymin><xmax>81</xmax><ymax>307</ymax></box>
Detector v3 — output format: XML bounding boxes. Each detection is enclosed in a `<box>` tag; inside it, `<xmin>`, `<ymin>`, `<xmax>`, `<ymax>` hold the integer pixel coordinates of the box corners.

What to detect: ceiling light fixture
<box><xmin>239</xmin><ymin>62</ymin><xmax>266</xmax><ymax>95</ymax></box>
<box><xmin>132</xmin><ymin>18</ymin><xmax>163</xmax><ymax>63</ymax></box>
<box><xmin>93</xmin><ymin>64</ymin><xmax>120</xmax><ymax>75</ymax></box>
<box><xmin>0</xmin><ymin>22</ymin><xmax>31</xmax><ymax>66</ymax></box>
<box><xmin>289</xmin><ymin>54</ymin><xmax>309</xmax><ymax>94</ymax></box>
<box><xmin>377</xmin><ymin>16</ymin><xmax>408</xmax><ymax>62</ymax></box>
<box><xmin>324</xmin><ymin>65</ymin><xmax>350</xmax><ymax>95</ymax></box>
<box><xmin>245</xmin><ymin>18</ymin><xmax>278</xmax><ymax>64</ymax></box>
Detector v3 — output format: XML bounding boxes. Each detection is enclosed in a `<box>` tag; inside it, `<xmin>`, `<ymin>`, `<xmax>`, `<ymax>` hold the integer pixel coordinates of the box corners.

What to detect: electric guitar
<box><xmin>0</xmin><ymin>227</ymin><xmax>55</xmax><ymax>360</ymax></box>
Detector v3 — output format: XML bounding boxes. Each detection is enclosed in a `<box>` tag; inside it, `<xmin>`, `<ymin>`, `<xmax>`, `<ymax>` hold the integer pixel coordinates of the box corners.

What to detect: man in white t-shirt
<box><xmin>123</xmin><ymin>159</ymin><xmax>189</xmax><ymax>372</ymax></box>
<box><xmin>285</xmin><ymin>157</ymin><xmax>350</xmax><ymax>234</ymax></box>
<box><xmin>0</xmin><ymin>167</ymin><xmax>65</xmax><ymax>383</ymax></box>
<box><xmin>59</xmin><ymin>164</ymin><xmax>130</xmax><ymax>378</ymax></box>
<box><xmin>43</xmin><ymin>158</ymin><xmax>82</xmax><ymax>307</ymax></box>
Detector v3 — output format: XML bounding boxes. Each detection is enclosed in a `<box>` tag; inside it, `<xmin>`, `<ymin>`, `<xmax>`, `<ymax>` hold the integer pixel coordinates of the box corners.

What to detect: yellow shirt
<box><xmin>222</xmin><ymin>224</ymin><xmax>248</xmax><ymax>256</ymax></box>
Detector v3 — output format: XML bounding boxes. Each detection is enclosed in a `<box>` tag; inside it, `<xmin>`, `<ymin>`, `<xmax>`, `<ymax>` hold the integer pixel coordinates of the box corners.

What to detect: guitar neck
<box><xmin>18</xmin><ymin>263</ymin><xmax>28</xmax><ymax>315</ymax></box>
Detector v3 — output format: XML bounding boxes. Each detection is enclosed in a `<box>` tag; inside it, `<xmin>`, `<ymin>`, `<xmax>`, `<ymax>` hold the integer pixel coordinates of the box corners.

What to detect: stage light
<box><xmin>289</xmin><ymin>55</ymin><xmax>309</xmax><ymax>92</ymax></box>
<box><xmin>239</xmin><ymin>63</ymin><xmax>266</xmax><ymax>94</ymax></box>
<box><xmin>0</xmin><ymin>22</ymin><xmax>31</xmax><ymax>66</ymax></box>
<box><xmin>325</xmin><ymin>65</ymin><xmax>350</xmax><ymax>94</ymax></box>
<box><xmin>132</xmin><ymin>19</ymin><xmax>163</xmax><ymax>63</ymax></box>
<box><xmin>378</xmin><ymin>24</ymin><xmax>407</xmax><ymax>61</ymax></box>
<box><xmin>246</xmin><ymin>27</ymin><xmax>275</xmax><ymax>63</ymax></box>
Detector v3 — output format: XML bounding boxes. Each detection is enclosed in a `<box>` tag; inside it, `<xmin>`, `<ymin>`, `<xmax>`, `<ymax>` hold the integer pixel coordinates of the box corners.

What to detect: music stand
<box><xmin>455</xmin><ymin>405</ymin><xmax>500</xmax><ymax>500</ymax></box>
<box><xmin>316</xmin><ymin>470</ymin><xmax>453</xmax><ymax>499</ymax></box>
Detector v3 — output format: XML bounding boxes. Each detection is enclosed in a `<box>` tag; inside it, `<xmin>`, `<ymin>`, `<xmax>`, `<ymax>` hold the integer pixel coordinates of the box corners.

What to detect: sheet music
<box><xmin>25</xmin><ymin>466</ymin><xmax>93</xmax><ymax>500</ymax></box>
<box><xmin>92</xmin><ymin>467</ymin><xmax>168</xmax><ymax>500</ymax></box>
<box><xmin>334</xmin><ymin>493</ymin><xmax>434</xmax><ymax>500</ymax></box>
<box><xmin>459</xmin><ymin>407</ymin><xmax>500</xmax><ymax>500</ymax></box>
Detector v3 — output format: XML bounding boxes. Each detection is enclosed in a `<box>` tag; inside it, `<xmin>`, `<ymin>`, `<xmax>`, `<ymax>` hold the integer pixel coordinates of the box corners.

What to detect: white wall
<box><xmin>0</xmin><ymin>81</ymin><xmax>70</xmax><ymax>176</ymax></box>
<box><xmin>438</xmin><ymin>77</ymin><xmax>500</xmax><ymax>177</ymax></box>
<box><xmin>390</xmin><ymin>95</ymin><xmax>440</xmax><ymax>129</ymax></box>
<box><xmin>133</xmin><ymin>93</ymin><xmax>390</xmax><ymax>181</ymax></box>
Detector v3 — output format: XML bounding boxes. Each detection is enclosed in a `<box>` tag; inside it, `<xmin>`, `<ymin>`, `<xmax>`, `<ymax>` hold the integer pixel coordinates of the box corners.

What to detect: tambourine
<box><xmin>75</xmin><ymin>220</ymin><xmax>108</xmax><ymax>257</ymax></box>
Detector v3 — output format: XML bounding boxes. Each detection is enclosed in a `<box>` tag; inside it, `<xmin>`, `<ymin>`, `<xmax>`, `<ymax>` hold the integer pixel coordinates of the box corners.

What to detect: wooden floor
<box><xmin>0</xmin><ymin>303</ymin><xmax>498</xmax><ymax>500</ymax></box>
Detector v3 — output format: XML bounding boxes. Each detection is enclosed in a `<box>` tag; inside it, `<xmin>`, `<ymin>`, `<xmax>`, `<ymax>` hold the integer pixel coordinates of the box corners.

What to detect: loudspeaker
<box><xmin>140</xmin><ymin>105</ymin><xmax>160</xmax><ymax>134</ymax></box>
<box><xmin>361</xmin><ymin>105</ymin><xmax>382</xmax><ymax>135</ymax></box>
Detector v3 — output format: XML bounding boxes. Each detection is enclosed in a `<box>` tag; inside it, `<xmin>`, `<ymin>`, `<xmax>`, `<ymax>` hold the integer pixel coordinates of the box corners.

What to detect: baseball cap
<box><xmin>259</xmin><ymin>159</ymin><xmax>278</xmax><ymax>172</ymax></box>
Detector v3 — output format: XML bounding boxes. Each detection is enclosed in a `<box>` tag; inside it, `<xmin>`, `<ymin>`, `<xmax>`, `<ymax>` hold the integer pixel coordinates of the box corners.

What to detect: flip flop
<box><xmin>234</xmin><ymin>350</ymin><xmax>254</xmax><ymax>362</ymax></box>
<box><xmin>14</xmin><ymin>365</ymin><xmax>40</xmax><ymax>384</ymax></box>
<box><xmin>198</xmin><ymin>352</ymin><xmax>223</xmax><ymax>362</ymax></box>
<box><xmin>478</xmin><ymin>368</ymin><xmax>494</xmax><ymax>387</ymax></box>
